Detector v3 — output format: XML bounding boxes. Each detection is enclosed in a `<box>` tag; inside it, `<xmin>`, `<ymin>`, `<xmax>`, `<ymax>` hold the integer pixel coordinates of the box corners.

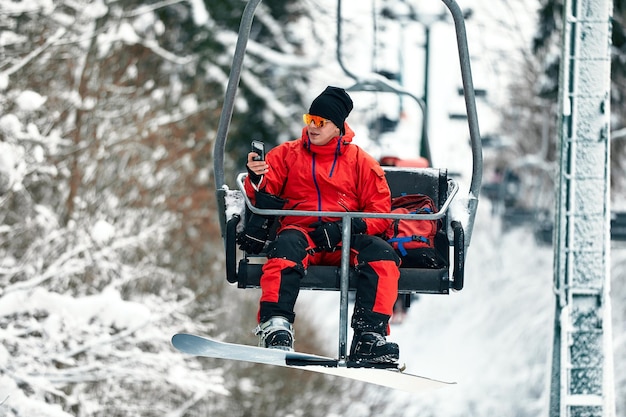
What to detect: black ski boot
<box><xmin>255</xmin><ymin>316</ymin><xmax>294</xmax><ymax>351</ymax></box>
<box><xmin>349</xmin><ymin>331</ymin><xmax>399</xmax><ymax>365</ymax></box>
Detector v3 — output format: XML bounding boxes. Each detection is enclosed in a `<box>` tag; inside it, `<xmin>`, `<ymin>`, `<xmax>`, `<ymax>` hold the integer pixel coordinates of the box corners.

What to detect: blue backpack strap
<box><xmin>388</xmin><ymin>235</ymin><xmax>430</xmax><ymax>256</ymax></box>
<box><xmin>387</xmin><ymin>236</ymin><xmax>412</xmax><ymax>256</ymax></box>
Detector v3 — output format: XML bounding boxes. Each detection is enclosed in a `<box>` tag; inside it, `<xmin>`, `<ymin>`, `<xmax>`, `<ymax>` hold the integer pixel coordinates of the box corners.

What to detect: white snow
<box><xmin>91</xmin><ymin>219</ymin><xmax>116</xmax><ymax>244</ymax></box>
<box><xmin>0</xmin><ymin>287</ymin><xmax>150</xmax><ymax>330</ymax></box>
<box><xmin>0</xmin><ymin>73</ymin><xmax>8</xmax><ymax>90</ymax></box>
<box><xmin>15</xmin><ymin>90</ymin><xmax>46</xmax><ymax>111</ymax></box>
<box><xmin>0</xmin><ymin>376</ymin><xmax>74</xmax><ymax>417</ymax></box>
<box><xmin>188</xmin><ymin>0</ymin><xmax>210</xmax><ymax>26</ymax></box>
<box><xmin>82</xmin><ymin>0</ymin><xmax>108</xmax><ymax>20</ymax></box>
<box><xmin>0</xmin><ymin>113</ymin><xmax>23</xmax><ymax>137</ymax></box>
<box><xmin>224</xmin><ymin>187</ymin><xmax>246</xmax><ymax>232</ymax></box>
<box><xmin>118</xmin><ymin>21</ymin><xmax>140</xmax><ymax>45</ymax></box>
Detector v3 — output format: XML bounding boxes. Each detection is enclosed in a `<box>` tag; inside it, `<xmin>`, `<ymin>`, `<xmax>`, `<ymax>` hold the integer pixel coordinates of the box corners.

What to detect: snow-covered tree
<box><xmin>0</xmin><ymin>0</ymin><xmax>349</xmax><ymax>415</ymax></box>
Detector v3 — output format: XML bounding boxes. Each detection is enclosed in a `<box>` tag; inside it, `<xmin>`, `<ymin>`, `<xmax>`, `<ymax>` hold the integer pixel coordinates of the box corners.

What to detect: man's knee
<box><xmin>353</xmin><ymin>235</ymin><xmax>400</xmax><ymax>265</ymax></box>
<box><xmin>266</xmin><ymin>229</ymin><xmax>309</xmax><ymax>262</ymax></box>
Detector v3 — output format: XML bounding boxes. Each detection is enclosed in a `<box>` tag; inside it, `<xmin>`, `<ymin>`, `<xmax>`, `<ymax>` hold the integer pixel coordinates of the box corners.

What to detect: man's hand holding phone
<box><xmin>251</xmin><ymin>140</ymin><xmax>265</xmax><ymax>161</ymax></box>
<box><xmin>247</xmin><ymin>141</ymin><xmax>268</xmax><ymax>184</ymax></box>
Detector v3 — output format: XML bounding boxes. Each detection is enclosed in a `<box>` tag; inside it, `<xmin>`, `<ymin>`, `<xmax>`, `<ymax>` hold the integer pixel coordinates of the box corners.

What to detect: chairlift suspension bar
<box><xmin>335</xmin><ymin>0</ymin><xmax>358</xmax><ymax>82</ymax></box>
<box><xmin>336</xmin><ymin>0</ymin><xmax>433</xmax><ymax>163</ymax></box>
<box><xmin>338</xmin><ymin>220</ymin><xmax>353</xmax><ymax>363</ymax></box>
<box><xmin>441</xmin><ymin>0</ymin><xmax>482</xmax><ymax>252</ymax></box>
<box><xmin>213</xmin><ymin>0</ymin><xmax>263</xmax><ymax>188</ymax></box>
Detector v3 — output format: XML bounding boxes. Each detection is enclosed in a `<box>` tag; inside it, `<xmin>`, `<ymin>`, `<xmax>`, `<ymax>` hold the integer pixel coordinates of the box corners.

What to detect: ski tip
<box><xmin>171</xmin><ymin>333</ymin><xmax>216</xmax><ymax>356</ymax></box>
<box><xmin>171</xmin><ymin>333</ymin><xmax>200</xmax><ymax>348</ymax></box>
<box><xmin>171</xmin><ymin>333</ymin><xmax>184</xmax><ymax>347</ymax></box>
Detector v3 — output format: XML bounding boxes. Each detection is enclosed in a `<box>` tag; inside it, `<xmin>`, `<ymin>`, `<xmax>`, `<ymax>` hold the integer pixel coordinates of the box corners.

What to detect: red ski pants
<box><xmin>258</xmin><ymin>227</ymin><xmax>400</xmax><ymax>335</ymax></box>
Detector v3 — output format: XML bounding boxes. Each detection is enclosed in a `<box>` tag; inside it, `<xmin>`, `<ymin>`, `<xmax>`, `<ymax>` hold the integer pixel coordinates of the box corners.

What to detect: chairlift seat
<box><xmin>219</xmin><ymin>167</ymin><xmax>465</xmax><ymax>294</ymax></box>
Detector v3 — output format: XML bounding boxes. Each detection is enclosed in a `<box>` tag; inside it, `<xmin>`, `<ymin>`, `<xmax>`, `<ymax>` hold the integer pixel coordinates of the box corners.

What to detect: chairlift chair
<box><xmin>213</xmin><ymin>0</ymin><xmax>483</xmax><ymax>363</ymax></box>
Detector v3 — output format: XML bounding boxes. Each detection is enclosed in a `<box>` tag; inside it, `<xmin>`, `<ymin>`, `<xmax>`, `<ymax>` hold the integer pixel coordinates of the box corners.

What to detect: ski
<box><xmin>171</xmin><ymin>333</ymin><xmax>455</xmax><ymax>393</ymax></box>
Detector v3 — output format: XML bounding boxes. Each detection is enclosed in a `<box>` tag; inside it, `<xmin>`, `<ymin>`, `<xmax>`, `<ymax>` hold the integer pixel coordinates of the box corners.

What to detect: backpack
<box><xmin>384</xmin><ymin>194</ymin><xmax>447</xmax><ymax>268</ymax></box>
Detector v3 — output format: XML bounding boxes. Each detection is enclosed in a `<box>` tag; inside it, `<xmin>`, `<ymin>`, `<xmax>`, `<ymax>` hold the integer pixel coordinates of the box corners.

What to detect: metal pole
<box><xmin>440</xmin><ymin>0</ymin><xmax>482</xmax><ymax>253</ymax></box>
<box><xmin>549</xmin><ymin>0</ymin><xmax>615</xmax><ymax>415</ymax></box>
<box><xmin>338</xmin><ymin>219</ymin><xmax>352</xmax><ymax>363</ymax></box>
<box><xmin>213</xmin><ymin>0</ymin><xmax>263</xmax><ymax>189</ymax></box>
<box><xmin>421</xmin><ymin>25</ymin><xmax>430</xmax><ymax>160</ymax></box>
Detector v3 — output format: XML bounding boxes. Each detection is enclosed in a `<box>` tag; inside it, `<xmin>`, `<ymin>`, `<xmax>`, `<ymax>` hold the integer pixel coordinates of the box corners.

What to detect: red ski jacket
<box><xmin>244</xmin><ymin>124</ymin><xmax>392</xmax><ymax>235</ymax></box>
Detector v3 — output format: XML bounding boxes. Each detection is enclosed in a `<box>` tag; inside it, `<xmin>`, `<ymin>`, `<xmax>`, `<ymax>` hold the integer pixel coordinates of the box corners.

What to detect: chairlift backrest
<box><xmin>383</xmin><ymin>167</ymin><xmax>447</xmax><ymax>205</ymax></box>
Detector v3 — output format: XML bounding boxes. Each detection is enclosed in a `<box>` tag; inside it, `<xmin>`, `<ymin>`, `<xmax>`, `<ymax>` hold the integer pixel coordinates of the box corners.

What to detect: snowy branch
<box><xmin>122</xmin><ymin>0</ymin><xmax>189</xmax><ymax>18</ymax></box>
<box><xmin>58</xmin><ymin>293</ymin><xmax>195</xmax><ymax>360</ymax></box>
<box><xmin>1</xmin><ymin>220</ymin><xmax>173</xmax><ymax>295</ymax></box>
<box><xmin>240</xmin><ymin>69</ymin><xmax>291</xmax><ymax>117</ymax></box>
<box><xmin>216</xmin><ymin>31</ymin><xmax>318</xmax><ymax>69</ymax></box>
<box><xmin>0</xmin><ymin>28</ymin><xmax>66</xmax><ymax>77</ymax></box>
<box><xmin>141</xmin><ymin>39</ymin><xmax>194</xmax><ymax>66</ymax></box>
<box><xmin>165</xmin><ymin>388</ymin><xmax>212</xmax><ymax>417</ymax></box>
<box><xmin>145</xmin><ymin>102</ymin><xmax>216</xmax><ymax>130</ymax></box>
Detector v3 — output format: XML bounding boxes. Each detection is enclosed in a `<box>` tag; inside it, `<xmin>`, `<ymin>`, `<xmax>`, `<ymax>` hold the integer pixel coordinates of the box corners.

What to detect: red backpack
<box><xmin>384</xmin><ymin>194</ymin><xmax>445</xmax><ymax>267</ymax></box>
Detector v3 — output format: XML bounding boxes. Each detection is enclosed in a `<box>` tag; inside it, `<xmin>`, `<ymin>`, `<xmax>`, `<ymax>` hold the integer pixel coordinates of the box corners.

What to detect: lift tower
<box><xmin>550</xmin><ymin>0</ymin><xmax>615</xmax><ymax>416</ymax></box>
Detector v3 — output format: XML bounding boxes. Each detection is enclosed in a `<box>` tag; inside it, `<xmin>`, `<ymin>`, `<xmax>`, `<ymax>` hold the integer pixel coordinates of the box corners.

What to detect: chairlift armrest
<box><xmin>225</xmin><ymin>214</ymin><xmax>240</xmax><ymax>284</ymax></box>
<box><xmin>451</xmin><ymin>220</ymin><xmax>465</xmax><ymax>291</ymax></box>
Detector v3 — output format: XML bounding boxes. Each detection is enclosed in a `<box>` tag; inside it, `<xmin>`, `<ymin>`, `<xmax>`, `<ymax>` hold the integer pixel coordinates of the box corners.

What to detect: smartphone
<box><xmin>251</xmin><ymin>140</ymin><xmax>265</xmax><ymax>161</ymax></box>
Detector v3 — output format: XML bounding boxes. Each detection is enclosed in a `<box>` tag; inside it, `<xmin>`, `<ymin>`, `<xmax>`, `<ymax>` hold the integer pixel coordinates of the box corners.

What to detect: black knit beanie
<box><xmin>308</xmin><ymin>86</ymin><xmax>353</xmax><ymax>134</ymax></box>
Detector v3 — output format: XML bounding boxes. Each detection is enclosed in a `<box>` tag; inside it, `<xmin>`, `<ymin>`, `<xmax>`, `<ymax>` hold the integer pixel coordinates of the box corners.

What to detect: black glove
<box><xmin>237</xmin><ymin>214</ymin><xmax>272</xmax><ymax>254</ymax></box>
<box><xmin>309</xmin><ymin>221</ymin><xmax>342</xmax><ymax>251</ymax></box>
<box><xmin>237</xmin><ymin>192</ymin><xmax>286</xmax><ymax>254</ymax></box>
<box><xmin>351</xmin><ymin>218</ymin><xmax>367</xmax><ymax>234</ymax></box>
<box><xmin>309</xmin><ymin>218</ymin><xmax>367</xmax><ymax>251</ymax></box>
<box><xmin>247</xmin><ymin>165</ymin><xmax>262</xmax><ymax>183</ymax></box>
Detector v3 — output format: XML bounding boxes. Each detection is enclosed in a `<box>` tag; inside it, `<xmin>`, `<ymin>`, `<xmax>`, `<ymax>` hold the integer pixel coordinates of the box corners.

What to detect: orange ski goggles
<box><xmin>303</xmin><ymin>113</ymin><xmax>334</xmax><ymax>128</ymax></box>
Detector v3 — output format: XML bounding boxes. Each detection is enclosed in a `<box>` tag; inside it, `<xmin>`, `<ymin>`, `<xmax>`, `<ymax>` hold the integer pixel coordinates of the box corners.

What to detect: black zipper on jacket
<box><xmin>312</xmin><ymin>153</ymin><xmax>323</xmax><ymax>221</ymax></box>
<box><xmin>311</xmin><ymin>138</ymin><xmax>342</xmax><ymax>222</ymax></box>
<box><xmin>328</xmin><ymin>138</ymin><xmax>341</xmax><ymax>177</ymax></box>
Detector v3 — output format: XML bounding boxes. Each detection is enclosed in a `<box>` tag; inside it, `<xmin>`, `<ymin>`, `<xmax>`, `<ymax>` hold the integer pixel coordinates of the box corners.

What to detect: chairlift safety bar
<box><xmin>236</xmin><ymin>173</ymin><xmax>458</xmax><ymax>222</ymax></box>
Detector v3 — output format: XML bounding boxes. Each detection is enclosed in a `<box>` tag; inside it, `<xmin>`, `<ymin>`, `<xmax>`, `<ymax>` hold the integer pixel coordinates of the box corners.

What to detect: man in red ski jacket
<box><xmin>238</xmin><ymin>86</ymin><xmax>401</xmax><ymax>364</ymax></box>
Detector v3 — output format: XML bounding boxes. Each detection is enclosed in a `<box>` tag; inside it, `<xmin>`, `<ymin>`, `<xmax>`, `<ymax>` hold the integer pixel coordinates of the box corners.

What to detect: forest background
<box><xmin>0</xmin><ymin>0</ymin><xmax>625</xmax><ymax>416</ymax></box>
